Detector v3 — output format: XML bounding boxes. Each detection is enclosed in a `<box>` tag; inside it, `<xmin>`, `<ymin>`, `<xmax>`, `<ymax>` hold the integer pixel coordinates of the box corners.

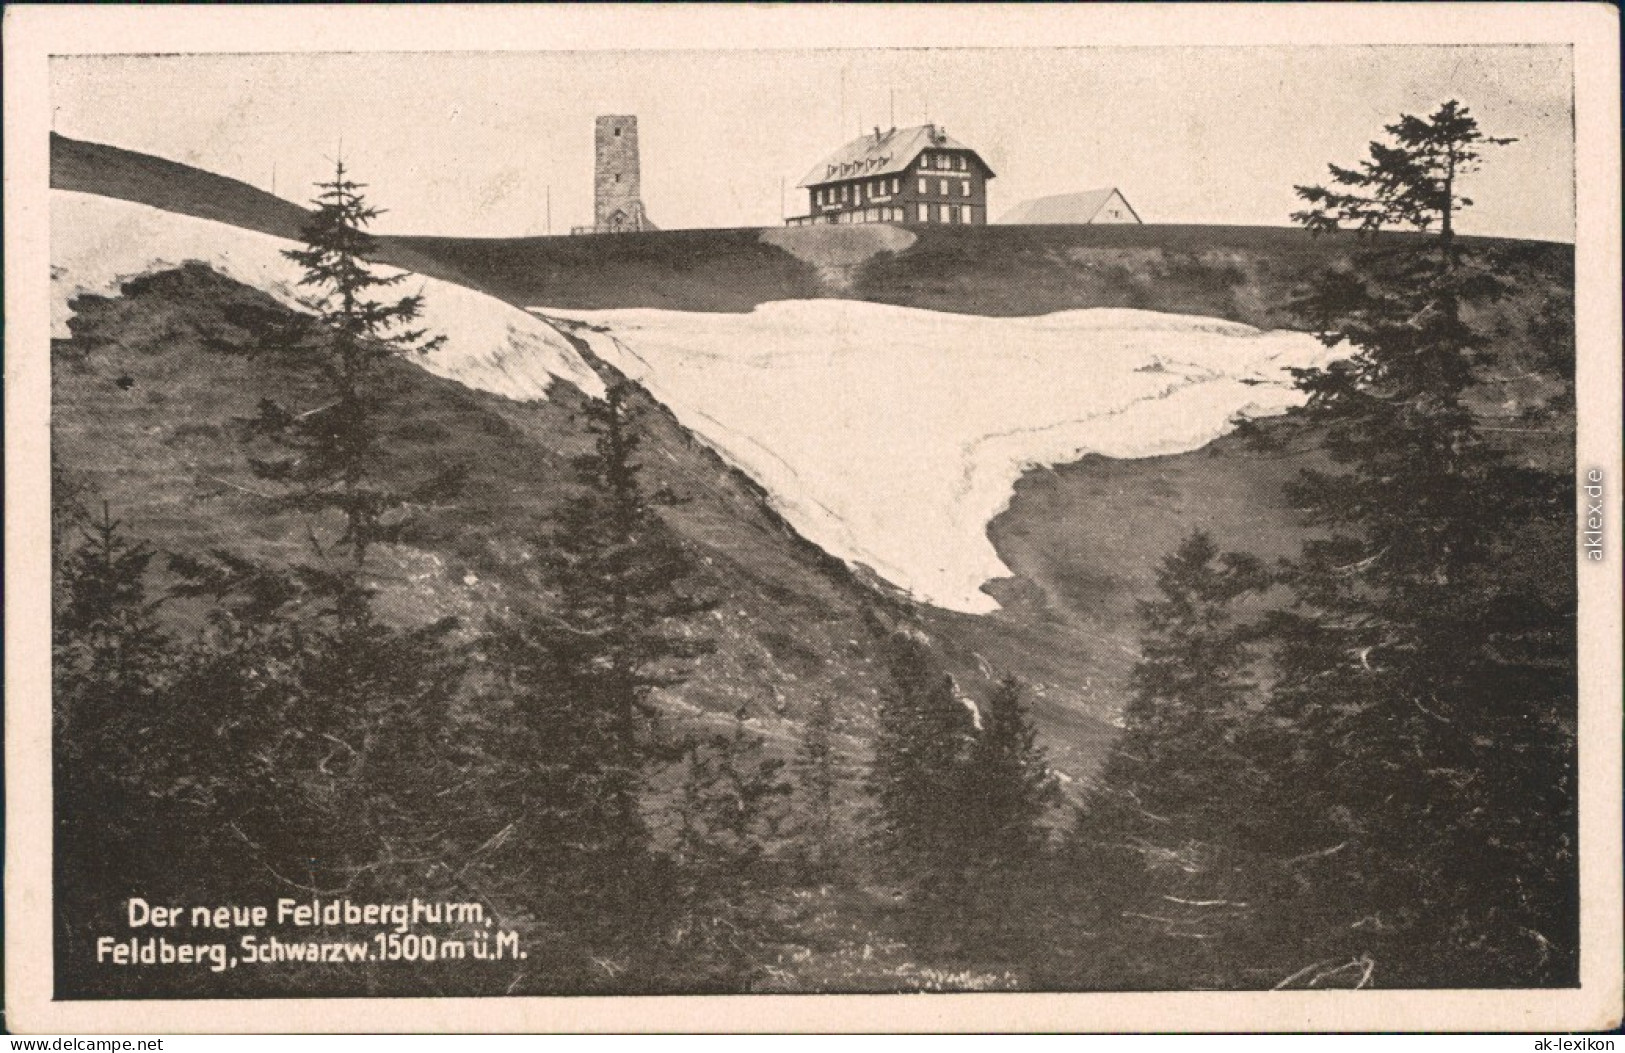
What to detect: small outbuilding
<box><xmin>998</xmin><ymin>188</ymin><xmax>1141</xmax><ymax>226</ymax></box>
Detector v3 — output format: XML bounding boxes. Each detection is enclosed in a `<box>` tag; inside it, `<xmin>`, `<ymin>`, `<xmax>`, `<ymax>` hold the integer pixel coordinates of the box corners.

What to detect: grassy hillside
<box><xmin>52</xmin><ymin>134</ymin><xmax>312</xmax><ymax>241</ymax></box>
<box><xmin>56</xmin><ymin>131</ymin><xmax>1570</xmax><ymax>326</ymax></box>
<box><xmin>48</xmin><ymin>136</ymin><xmax>1577</xmax><ymax>995</ymax></box>
<box><xmin>49</xmin><ymin>133</ymin><xmax>1574</xmax><ymax>788</ymax></box>
<box><xmin>390</xmin><ymin>222</ymin><xmax>1572</xmax><ymax>328</ymax></box>
<box><xmin>53</xmin><ymin>263</ymin><xmax>902</xmax><ymax>753</ymax></box>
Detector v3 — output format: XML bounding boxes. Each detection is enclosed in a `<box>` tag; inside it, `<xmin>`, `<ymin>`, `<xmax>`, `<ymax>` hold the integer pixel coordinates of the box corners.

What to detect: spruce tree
<box><xmin>1259</xmin><ymin>100</ymin><xmax>1576</xmax><ymax>985</ymax></box>
<box><xmin>1074</xmin><ymin>532</ymin><xmax>1272</xmax><ymax>988</ymax></box>
<box><xmin>792</xmin><ymin>693</ymin><xmax>844</xmax><ymax>875</ymax></box>
<box><xmin>542</xmin><ymin>380</ymin><xmax>715</xmax><ymax>855</ymax></box>
<box><xmin>53</xmin><ymin>506</ymin><xmax>179</xmax><ymax>946</ymax></box>
<box><xmin>189</xmin><ymin>162</ymin><xmax>470</xmax><ymax>906</ymax></box>
<box><xmin>963</xmin><ymin>675</ymin><xmax>1060</xmax><ymax>863</ymax></box>
<box><xmin>666</xmin><ymin>707</ymin><xmax>793</xmax><ymax>989</ymax></box>
<box><xmin>956</xmin><ymin>675</ymin><xmax>1062</xmax><ymax>957</ymax></box>
<box><xmin>867</xmin><ymin>632</ymin><xmax>977</xmax><ymax>907</ymax></box>
<box><xmin>485</xmin><ymin>379</ymin><xmax>715</xmax><ymax>973</ymax></box>
<box><xmin>1095</xmin><ymin>532</ymin><xmax>1269</xmax><ymax>841</ymax></box>
<box><xmin>244</xmin><ymin>158</ymin><xmax>458</xmax><ymax>573</ymax></box>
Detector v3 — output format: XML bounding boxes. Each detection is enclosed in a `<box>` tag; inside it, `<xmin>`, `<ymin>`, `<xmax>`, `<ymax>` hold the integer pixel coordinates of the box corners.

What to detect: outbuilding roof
<box><xmin>798</xmin><ymin>124</ymin><xmax>995</xmax><ymax>188</ymax></box>
<box><xmin>998</xmin><ymin>188</ymin><xmax>1142</xmax><ymax>225</ymax></box>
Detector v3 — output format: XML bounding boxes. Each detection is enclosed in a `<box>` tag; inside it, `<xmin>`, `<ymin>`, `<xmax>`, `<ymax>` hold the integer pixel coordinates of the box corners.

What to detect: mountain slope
<box><xmin>56</xmin><ymin>130</ymin><xmax>1571</xmax><ymax>325</ymax></box>
<box><xmin>51</xmin><ymin>245</ymin><xmax>907</xmax><ymax>769</ymax></box>
<box><xmin>48</xmin><ymin>135</ymin><xmax>1574</xmax><ymax>786</ymax></box>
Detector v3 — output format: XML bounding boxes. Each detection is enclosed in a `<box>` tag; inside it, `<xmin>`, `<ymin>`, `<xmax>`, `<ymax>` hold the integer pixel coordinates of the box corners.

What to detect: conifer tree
<box><xmin>665</xmin><ymin>707</ymin><xmax>793</xmax><ymax>989</ymax></box>
<box><xmin>955</xmin><ymin>675</ymin><xmax>1062</xmax><ymax>955</ymax></box>
<box><xmin>792</xmin><ymin>693</ymin><xmax>844</xmax><ymax>875</ymax></box>
<box><xmin>541</xmin><ymin>380</ymin><xmax>716</xmax><ymax>855</ymax></box>
<box><xmin>192</xmin><ymin>163</ymin><xmax>470</xmax><ymax>900</ymax></box>
<box><xmin>963</xmin><ymin>675</ymin><xmax>1061</xmax><ymax>863</ymax></box>
<box><xmin>485</xmin><ymin>379</ymin><xmax>715</xmax><ymax>971</ymax></box>
<box><xmin>53</xmin><ymin>506</ymin><xmax>179</xmax><ymax>913</ymax></box>
<box><xmin>1070</xmin><ymin>532</ymin><xmax>1273</xmax><ymax>987</ymax></box>
<box><xmin>1095</xmin><ymin>532</ymin><xmax>1269</xmax><ymax>840</ymax></box>
<box><xmin>1259</xmin><ymin>100</ymin><xmax>1576</xmax><ymax>985</ymax></box>
<box><xmin>244</xmin><ymin>158</ymin><xmax>459</xmax><ymax>574</ymax></box>
<box><xmin>867</xmin><ymin>633</ymin><xmax>977</xmax><ymax>902</ymax></box>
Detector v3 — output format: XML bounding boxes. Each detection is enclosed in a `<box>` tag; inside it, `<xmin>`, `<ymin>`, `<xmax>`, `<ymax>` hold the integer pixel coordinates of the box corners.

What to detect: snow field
<box><xmin>49</xmin><ymin>190</ymin><xmax>1336</xmax><ymax>616</ymax></box>
<box><xmin>539</xmin><ymin>300</ymin><xmax>1338</xmax><ymax>614</ymax></box>
<box><xmin>50</xmin><ymin>191</ymin><xmax>604</xmax><ymax>401</ymax></box>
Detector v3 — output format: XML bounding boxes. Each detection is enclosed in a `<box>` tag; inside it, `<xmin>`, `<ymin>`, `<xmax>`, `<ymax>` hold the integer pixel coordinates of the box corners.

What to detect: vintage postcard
<box><xmin>5</xmin><ymin>3</ymin><xmax>1621</xmax><ymax>1034</ymax></box>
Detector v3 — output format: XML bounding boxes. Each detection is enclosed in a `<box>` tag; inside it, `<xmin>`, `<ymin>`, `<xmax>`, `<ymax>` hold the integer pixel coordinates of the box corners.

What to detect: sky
<box><xmin>51</xmin><ymin>45</ymin><xmax>1574</xmax><ymax>241</ymax></box>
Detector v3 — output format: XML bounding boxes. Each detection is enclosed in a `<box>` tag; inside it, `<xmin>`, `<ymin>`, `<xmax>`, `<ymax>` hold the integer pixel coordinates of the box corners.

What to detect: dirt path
<box><xmin>759</xmin><ymin>224</ymin><xmax>917</xmax><ymax>293</ymax></box>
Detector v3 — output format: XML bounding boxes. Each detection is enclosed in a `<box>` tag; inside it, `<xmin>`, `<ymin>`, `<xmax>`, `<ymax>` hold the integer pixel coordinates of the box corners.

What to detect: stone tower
<box><xmin>593</xmin><ymin>115</ymin><xmax>654</xmax><ymax>233</ymax></box>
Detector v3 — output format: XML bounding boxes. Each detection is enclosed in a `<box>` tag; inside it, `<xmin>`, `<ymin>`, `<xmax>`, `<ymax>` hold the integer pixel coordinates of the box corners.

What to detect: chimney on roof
<box><xmin>874</xmin><ymin>126</ymin><xmax>882</xmax><ymax>143</ymax></box>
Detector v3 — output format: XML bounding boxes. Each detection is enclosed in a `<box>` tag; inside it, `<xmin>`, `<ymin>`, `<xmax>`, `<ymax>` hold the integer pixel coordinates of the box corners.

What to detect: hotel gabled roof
<box><xmin>797</xmin><ymin>124</ymin><xmax>995</xmax><ymax>188</ymax></box>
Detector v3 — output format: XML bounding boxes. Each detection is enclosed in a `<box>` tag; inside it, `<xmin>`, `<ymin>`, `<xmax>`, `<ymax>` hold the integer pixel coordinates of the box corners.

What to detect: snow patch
<box><xmin>50</xmin><ymin>191</ymin><xmax>603</xmax><ymax>401</ymax></box>
<box><xmin>537</xmin><ymin>300</ymin><xmax>1338</xmax><ymax>614</ymax></box>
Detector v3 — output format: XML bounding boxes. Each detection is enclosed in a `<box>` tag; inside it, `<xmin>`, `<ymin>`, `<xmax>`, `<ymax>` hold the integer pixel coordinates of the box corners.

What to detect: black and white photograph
<box><xmin>5</xmin><ymin>3</ymin><xmax>1620</xmax><ymax>1035</ymax></box>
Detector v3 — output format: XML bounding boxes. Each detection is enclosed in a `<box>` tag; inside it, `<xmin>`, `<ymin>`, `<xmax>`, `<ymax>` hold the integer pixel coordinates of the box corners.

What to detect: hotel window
<box><xmin>918</xmin><ymin>177</ymin><xmax>928</xmax><ymax>195</ymax></box>
<box><xmin>841</xmin><ymin>184</ymin><xmax>848</xmax><ymax>202</ymax></box>
<box><xmin>937</xmin><ymin>155</ymin><xmax>949</xmax><ymax>169</ymax></box>
<box><xmin>939</xmin><ymin>203</ymin><xmax>951</xmax><ymax>222</ymax></box>
<box><xmin>956</xmin><ymin>156</ymin><xmax>966</xmax><ymax>170</ymax></box>
<box><xmin>960</xmin><ymin>181</ymin><xmax>971</xmax><ymax>197</ymax></box>
<box><xmin>891</xmin><ymin>177</ymin><xmax>900</xmax><ymax>194</ymax></box>
<box><xmin>920</xmin><ymin>154</ymin><xmax>931</xmax><ymax>169</ymax></box>
<box><xmin>938</xmin><ymin>178</ymin><xmax>949</xmax><ymax>195</ymax></box>
<box><xmin>960</xmin><ymin>205</ymin><xmax>973</xmax><ymax>224</ymax></box>
<box><xmin>816</xmin><ymin>189</ymin><xmax>824</xmax><ymax>206</ymax></box>
<box><xmin>917</xmin><ymin>203</ymin><xmax>929</xmax><ymax>222</ymax></box>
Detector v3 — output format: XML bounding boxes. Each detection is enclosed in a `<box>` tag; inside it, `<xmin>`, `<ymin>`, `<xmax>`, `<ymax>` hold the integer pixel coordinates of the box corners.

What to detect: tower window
<box><xmin>614</xmin><ymin>127</ymin><xmax>622</xmax><ymax>137</ymax></box>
